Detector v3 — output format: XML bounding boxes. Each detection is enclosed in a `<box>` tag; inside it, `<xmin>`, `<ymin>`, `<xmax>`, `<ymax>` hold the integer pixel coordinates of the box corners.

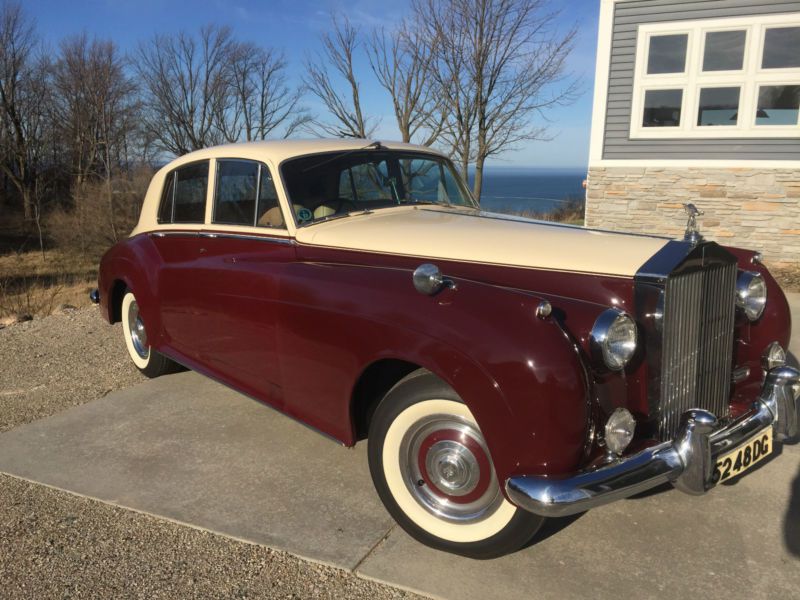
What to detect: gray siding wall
<box><xmin>603</xmin><ymin>0</ymin><xmax>800</xmax><ymax>160</ymax></box>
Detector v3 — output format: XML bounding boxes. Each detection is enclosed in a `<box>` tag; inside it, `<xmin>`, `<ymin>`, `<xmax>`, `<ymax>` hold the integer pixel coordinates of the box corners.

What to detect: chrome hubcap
<box><xmin>128</xmin><ymin>300</ymin><xmax>149</xmax><ymax>359</ymax></box>
<box><xmin>426</xmin><ymin>440</ymin><xmax>480</xmax><ymax>495</ymax></box>
<box><xmin>400</xmin><ymin>414</ymin><xmax>502</xmax><ymax>523</ymax></box>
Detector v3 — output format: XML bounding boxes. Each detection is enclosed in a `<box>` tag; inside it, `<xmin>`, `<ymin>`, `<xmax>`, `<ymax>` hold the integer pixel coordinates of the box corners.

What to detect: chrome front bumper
<box><xmin>506</xmin><ymin>366</ymin><xmax>800</xmax><ymax>518</ymax></box>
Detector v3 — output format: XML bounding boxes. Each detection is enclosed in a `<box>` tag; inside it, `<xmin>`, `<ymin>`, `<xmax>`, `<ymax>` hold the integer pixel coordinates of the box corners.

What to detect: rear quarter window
<box><xmin>157</xmin><ymin>161</ymin><xmax>209</xmax><ymax>224</ymax></box>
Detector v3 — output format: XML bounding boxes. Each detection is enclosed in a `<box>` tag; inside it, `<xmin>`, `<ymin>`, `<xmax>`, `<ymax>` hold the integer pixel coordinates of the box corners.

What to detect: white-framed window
<box><xmin>630</xmin><ymin>14</ymin><xmax>800</xmax><ymax>139</ymax></box>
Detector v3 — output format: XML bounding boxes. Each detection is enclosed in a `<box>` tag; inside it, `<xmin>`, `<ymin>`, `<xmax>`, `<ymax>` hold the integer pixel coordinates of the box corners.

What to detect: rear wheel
<box><xmin>368</xmin><ymin>371</ymin><xmax>544</xmax><ymax>558</ymax></box>
<box><xmin>121</xmin><ymin>291</ymin><xmax>178</xmax><ymax>378</ymax></box>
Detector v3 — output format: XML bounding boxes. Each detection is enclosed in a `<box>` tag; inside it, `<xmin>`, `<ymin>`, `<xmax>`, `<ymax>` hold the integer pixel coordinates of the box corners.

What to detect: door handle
<box><xmin>199</xmin><ymin>248</ymin><xmax>207</xmax><ymax>254</ymax></box>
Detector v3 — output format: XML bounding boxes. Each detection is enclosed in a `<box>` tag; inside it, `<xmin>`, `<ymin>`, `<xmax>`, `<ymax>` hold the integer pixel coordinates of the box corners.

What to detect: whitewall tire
<box><xmin>121</xmin><ymin>291</ymin><xmax>178</xmax><ymax>378</ymax></box>
<box><xmin>368</xmin><ymin>370</ymin><xmax>544</xmax><ymax>558</ymax></box>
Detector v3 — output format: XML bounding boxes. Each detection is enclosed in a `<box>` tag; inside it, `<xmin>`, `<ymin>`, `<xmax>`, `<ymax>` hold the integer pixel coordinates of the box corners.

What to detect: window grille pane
<box><xmin>647</xmin><ymin>34</ymin><xmax>688</xmax><ymax>74</ymax></box>
<box><xmin>762</xmin><ymin>27</ymin><xmax>800</xmax><ymax>69</ymax></box>
<box><xmin>643</xmin><ymin>89</ymin><xmax>683</xmax><ymax>127</ymax></box>
<box><xmin>698</xmin><ymin>87</ymin><xmax>740</xmax><ymax>126</ymax></box>
<box><xmin>756</xmin><ymin>85</ymin><xmax>800</xmax><ymax>125</ymax></box>
<box><xmin>703</xmin><ymin>31</ymin><xmax>746</xmax><ymax>71</ymax></box>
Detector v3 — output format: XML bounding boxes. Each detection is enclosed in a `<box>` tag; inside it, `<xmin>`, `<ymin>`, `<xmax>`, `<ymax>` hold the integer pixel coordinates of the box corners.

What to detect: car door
<box><xmin>191</xmin><ymin>159</ymin><xmax>294</xmax><ymax>408</ymax></box>
<box><xmin>150</xmin><ymin>160</ymin><xmax>209</xmax><ymax>360</ymax></box>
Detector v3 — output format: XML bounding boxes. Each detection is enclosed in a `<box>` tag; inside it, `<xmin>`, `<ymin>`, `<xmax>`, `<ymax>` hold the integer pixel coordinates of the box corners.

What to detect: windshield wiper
<box><xmin>299</xmin><ymin>212</ymin><xmax>351</xmax><ymax>227</ymax></box>
<box><xmin>398</xmin><ymin>199</ymin><xmax>437</xmax><ymax>206</ymax></box>
<box><xmin>301</xmin><ymin>140</ymin><xmax>384</xmax><ymax>173</ymax></box>
<box><xmin>298</xmin><ymin>208</ymin><xmax>376</xmax><ymax>227</ymax></box>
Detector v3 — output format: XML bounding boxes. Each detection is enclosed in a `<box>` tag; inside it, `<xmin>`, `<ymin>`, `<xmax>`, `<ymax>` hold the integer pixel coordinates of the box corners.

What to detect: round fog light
<box><xmin>762</xmin><ymin>342</ymin><xmax>786</xmax><ymax>371</ymax></box>
<box><xmin>605</xmin><ymin>408</ymin><xmax>636</xmax><ymax>456</ymax></box>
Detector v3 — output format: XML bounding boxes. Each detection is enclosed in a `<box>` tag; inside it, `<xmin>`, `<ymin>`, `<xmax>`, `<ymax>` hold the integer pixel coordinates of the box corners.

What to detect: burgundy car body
<box><xmin>96</xmin><ymin>140</ymin><xmax>793</xmax><ymax>502</ymax></box>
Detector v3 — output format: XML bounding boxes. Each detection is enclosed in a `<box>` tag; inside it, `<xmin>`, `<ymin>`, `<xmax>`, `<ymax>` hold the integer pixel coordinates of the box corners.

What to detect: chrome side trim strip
<box><xmin>199</xmin><ymin>232</ymin><xmax>296</xmax><ymax>245</ymax></box>
<box><xmin>146</xmin><ymin>230</ymin><xmax>295</xmax><ymax>245</ymax></box>
<box><xmin>148</xmin><ymin>231</ymin><xmax>198</xmax><ymax>238</ymax></box>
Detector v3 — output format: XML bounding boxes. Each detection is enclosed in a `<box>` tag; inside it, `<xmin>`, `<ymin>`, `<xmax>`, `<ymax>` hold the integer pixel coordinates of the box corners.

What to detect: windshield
<box><xmin>281</xmin><ymin>150</ymin><xmax>477</xmax><ymax>225</ymax></box>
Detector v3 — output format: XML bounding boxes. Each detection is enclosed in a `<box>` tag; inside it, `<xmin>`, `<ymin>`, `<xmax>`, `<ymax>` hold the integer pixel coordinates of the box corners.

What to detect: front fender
<box><xmin>278</xmin><ymin>259</ymin><xmax>592</xmax><ymax>484</ymax></box>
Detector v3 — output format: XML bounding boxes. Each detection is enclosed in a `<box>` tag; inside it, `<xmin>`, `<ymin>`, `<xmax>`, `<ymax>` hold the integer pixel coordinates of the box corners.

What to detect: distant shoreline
<box><xmin>472</xmin><ymin>168</ymin><xmax>586</xmax><ymax>216</ymax></box>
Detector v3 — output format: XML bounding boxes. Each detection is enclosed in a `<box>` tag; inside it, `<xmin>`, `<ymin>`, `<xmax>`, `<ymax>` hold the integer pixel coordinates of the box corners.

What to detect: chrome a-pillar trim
<box><xmin>505</xmin><ymin>366</ymin><xmax>800</xmax><ymax>518</ymax></box>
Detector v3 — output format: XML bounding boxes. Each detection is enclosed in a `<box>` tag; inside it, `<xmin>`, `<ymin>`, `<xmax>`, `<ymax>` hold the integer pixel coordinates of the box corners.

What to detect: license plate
<box><xmin>714</xmin><ymin>428</ymin><xmax>773</xmax><ymax>484</ymax></box>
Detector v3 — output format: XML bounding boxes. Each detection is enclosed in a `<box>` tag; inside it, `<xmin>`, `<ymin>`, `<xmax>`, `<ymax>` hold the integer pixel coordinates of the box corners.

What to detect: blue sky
<box><xmin>28</xmin><ymin>0</ymin><xmax>599</xmax><ymax>169</ymax></box>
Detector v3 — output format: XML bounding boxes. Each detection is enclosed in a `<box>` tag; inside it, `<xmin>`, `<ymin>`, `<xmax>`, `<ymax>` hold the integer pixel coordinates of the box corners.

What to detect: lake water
<box><xmin>470</xmin><ymin>167</ymin><xmax>587</xmax><ymax>215</ymax></box>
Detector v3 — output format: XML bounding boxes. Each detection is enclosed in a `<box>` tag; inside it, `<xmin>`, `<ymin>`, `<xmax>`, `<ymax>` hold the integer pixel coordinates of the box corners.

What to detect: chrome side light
<box><xmin>736</xmin><ymin>271</ymin><xmax>767</xmax><ymax>321</ymax></box>
<box><xmin>604</xmin><ymin>408</ymin><xmax>636</xmax><ymax>456</ymax></box>
<box><xmin>590</xmin><ymin>308</ymin><xmax>638</xmax><ymax>371</ymax></box>
<box><xmin>762</xmin><ymin>342</ymin><xmax>787</xmax><ymax>371</ymax></box>
<box><xmin>413</xmin><ymin>263</ymin><xmax>445</xmax><ymax>295</ymax></box>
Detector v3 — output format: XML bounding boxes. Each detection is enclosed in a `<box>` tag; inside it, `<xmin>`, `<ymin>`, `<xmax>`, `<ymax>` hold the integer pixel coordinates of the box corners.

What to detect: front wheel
<box><xmin>121</xmin><ymin>291</ymin><xmax>179</xmax><ymax>378</ymax></box>
<box><xmin>368</xmin><ymin>371</ymin><xmax>544</xmax><ymax>558</ymax></box>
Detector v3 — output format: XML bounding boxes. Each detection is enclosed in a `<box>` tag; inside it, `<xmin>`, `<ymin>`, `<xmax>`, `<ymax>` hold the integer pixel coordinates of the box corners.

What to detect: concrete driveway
<box><xmin>0</xmin><ymin>294</ymin><xmax>798</xmax><ymax>600</ymax></box>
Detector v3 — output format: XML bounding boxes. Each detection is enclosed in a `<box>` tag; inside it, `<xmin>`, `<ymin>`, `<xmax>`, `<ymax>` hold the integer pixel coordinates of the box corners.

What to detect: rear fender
<box><xmin>98</xmin><ymin>235</ymin><xmax>167</xmax><ymax>348</ymax></box>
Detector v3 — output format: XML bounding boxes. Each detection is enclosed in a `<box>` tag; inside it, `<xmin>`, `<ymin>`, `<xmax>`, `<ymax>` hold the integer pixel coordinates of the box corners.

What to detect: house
<box><xmin>586</xmin><ymin>0</ymin><xmax>800</xmax><ymax>266</ymax></box>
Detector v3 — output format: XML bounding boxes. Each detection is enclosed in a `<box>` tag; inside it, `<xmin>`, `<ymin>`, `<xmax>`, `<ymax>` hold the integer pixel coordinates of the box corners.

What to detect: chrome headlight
<box><xmin>736</xmin><ymin>271</ymin><xmax>767</xmax><ymax>321</ymax></box>
<box><xmin>762</xmin><ymin>342</ymin><xmax>786</xmax><ymax>371</ymax></box>
<box><xmin>590</xmin><ymin>308</ymin><xmax>638</xmax><ymax>371</ymax></box>
<box><xmin>604</xmin><ymin>408</ymin><xmax>636</xmax><ymax>455</ymax></box>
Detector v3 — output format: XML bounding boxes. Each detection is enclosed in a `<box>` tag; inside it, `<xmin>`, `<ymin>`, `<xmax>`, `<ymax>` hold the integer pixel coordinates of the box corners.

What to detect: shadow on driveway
<box><xmin>786</xmin><ymin>465</ymin><xmax>800</xmax><ymax>557</ymax></box>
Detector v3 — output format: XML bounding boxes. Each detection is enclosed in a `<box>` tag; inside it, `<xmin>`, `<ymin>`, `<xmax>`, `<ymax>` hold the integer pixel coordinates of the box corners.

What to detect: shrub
<box><xmin>45</xmin><ymin>169</ymin><xmax>153</xmax><ymax>261</ymax></box>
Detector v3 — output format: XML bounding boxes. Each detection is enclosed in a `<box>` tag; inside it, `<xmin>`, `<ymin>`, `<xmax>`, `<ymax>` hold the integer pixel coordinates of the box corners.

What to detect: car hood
<box><xmin>293</xmin><ymin>206</ymin><xmax>671</xmax><ymax>278</ymax></box>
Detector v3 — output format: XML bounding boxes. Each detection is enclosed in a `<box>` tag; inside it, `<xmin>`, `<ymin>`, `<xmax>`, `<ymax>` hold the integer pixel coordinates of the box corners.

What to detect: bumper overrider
<box><xmin>506</xmin><ymin>366</ymin><xmax>800</xmax><ymax>517</ymax></box>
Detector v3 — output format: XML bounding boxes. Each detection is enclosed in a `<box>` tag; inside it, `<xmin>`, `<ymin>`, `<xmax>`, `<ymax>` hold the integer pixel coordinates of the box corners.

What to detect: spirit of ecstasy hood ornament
<box><xmin>683</xmin><ymin>203</ymin><xmax>704</xmax><ymax>246</ymax></box>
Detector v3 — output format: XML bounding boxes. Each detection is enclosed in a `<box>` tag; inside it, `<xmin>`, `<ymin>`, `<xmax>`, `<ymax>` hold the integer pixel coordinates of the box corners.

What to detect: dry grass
<box><xmin>501</xmin><ymin>196</ymin><xmax>586</xmax><ymax>226</ymax></box>
<box><xmin>772</xmin><ymin>265</ymin><xmax>800</xmax><ymax>293</ymax></box>
<box><xmin>0</xmin><ymin>250</ymin><xmax>97</xmax><ymax>320</ymax></box>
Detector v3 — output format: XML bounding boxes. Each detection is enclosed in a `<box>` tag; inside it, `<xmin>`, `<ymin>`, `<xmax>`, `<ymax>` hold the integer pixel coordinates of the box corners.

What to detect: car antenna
<box><xmin>301</xmin><ymin>140</ymin><xmax>385</xmax><ymax>172</ymax></box>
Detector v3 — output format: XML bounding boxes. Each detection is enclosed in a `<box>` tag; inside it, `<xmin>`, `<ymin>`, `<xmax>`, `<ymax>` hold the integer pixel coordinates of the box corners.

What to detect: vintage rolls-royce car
<box><xmin>92</xmin><ymin>139</ymin><xmax>798</xmax><ymax>559</ymax></box>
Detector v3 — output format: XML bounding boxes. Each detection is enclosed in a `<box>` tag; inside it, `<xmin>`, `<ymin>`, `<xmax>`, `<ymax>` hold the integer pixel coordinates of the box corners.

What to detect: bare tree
<box><xmin>416</xmin><ymin>0</ymin><xmax>579</xmax><ymax>200</ymax></box>
<box><xmin>366</xmin><ymin>20</ymin><xmax>442</xmax><ymax>145</ymax></box>
<box><xmin>136</xmin><ymin>25</ymin><xmax>235</xmax><ymax>155</ymax></box>
<box><xmin>304</xmin><ymin>15</ymin><xmax>376</xmax><ymax>138</ymax></box>
<box><xmin>52</xmin><ymin>34</ymin><xmax>139</xmax><ymax>248</ymax></box>
<box><xmin>415</xmin><ymin>5</ymin><xmax>478</xmax><ymax>178</ymax></box>
<box><xmin>228</xmin><ymin>42</ymin><xmax>309</xmax><ymax>141</ymax></box>
<box><xmin>53</xmin><ymin>35</ymin><xmax>138</xmax><ymax>182</ymax></box>
<box><xmin>0</xmin><ymin>1</ymin><xmax>46</xmax><ymax>221</ymax></box>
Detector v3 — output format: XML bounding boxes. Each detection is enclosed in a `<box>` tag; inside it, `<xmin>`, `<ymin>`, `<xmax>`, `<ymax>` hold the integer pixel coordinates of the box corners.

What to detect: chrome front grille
<box><xmin>657</xmin><ymin>262</ymin><xmax>737</xmax><ymax>440</ymax></box>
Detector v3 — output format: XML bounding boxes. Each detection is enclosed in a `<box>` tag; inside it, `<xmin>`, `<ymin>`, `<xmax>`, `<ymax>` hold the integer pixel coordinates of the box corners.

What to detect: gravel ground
<box><xmin>0</xmin><ymin>307</ymin><xmax>144</xmax><ymax>433</ymax></box>
<box><xmin>0</xmin><ymin>308</ymin><xmax>419</xmax><ymax>599</ymax></box>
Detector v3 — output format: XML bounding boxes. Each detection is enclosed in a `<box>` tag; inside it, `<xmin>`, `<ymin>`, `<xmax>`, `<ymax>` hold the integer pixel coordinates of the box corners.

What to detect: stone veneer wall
<box><xmin>585</xmin><ymin>167</ymin><xmax>800</xmax><ymax>267</ymax></box>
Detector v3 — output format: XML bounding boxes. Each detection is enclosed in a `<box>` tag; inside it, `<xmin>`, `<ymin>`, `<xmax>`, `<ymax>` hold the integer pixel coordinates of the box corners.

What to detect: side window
<box><xmin>173</xmin><ymin>162</ymin><xmax>209</xmax><ymax>224</ymax></box>
<box><xmin>214</xmin><ymin>159</ymin><xmax>285</xmax><ymax>228</ymax></box>
<box><xmin>256</xmin><ymin>166</ymin><xmax>284</xmax><ymax>228</ymax></box>
<box><xmin>157</xmin><ymin>171</ymin><xmax>175</xmax><ymax>224</ymax></box>
<box><xmin>214</xmin><ymin>160</ymin><xmax>258</xmax><ymax>225</ymax></box>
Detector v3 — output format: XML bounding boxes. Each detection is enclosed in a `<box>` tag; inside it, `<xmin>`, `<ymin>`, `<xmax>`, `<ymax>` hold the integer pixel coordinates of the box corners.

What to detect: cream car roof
<box><xmin>131</xmin><ymin>139</ymin><xmax>445</xmax><ymax>237</ymax></box>
<box><xmin>163</xmin><ymin>139</ymin><xmax>445</xmax><ymax>166</ymax></box>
